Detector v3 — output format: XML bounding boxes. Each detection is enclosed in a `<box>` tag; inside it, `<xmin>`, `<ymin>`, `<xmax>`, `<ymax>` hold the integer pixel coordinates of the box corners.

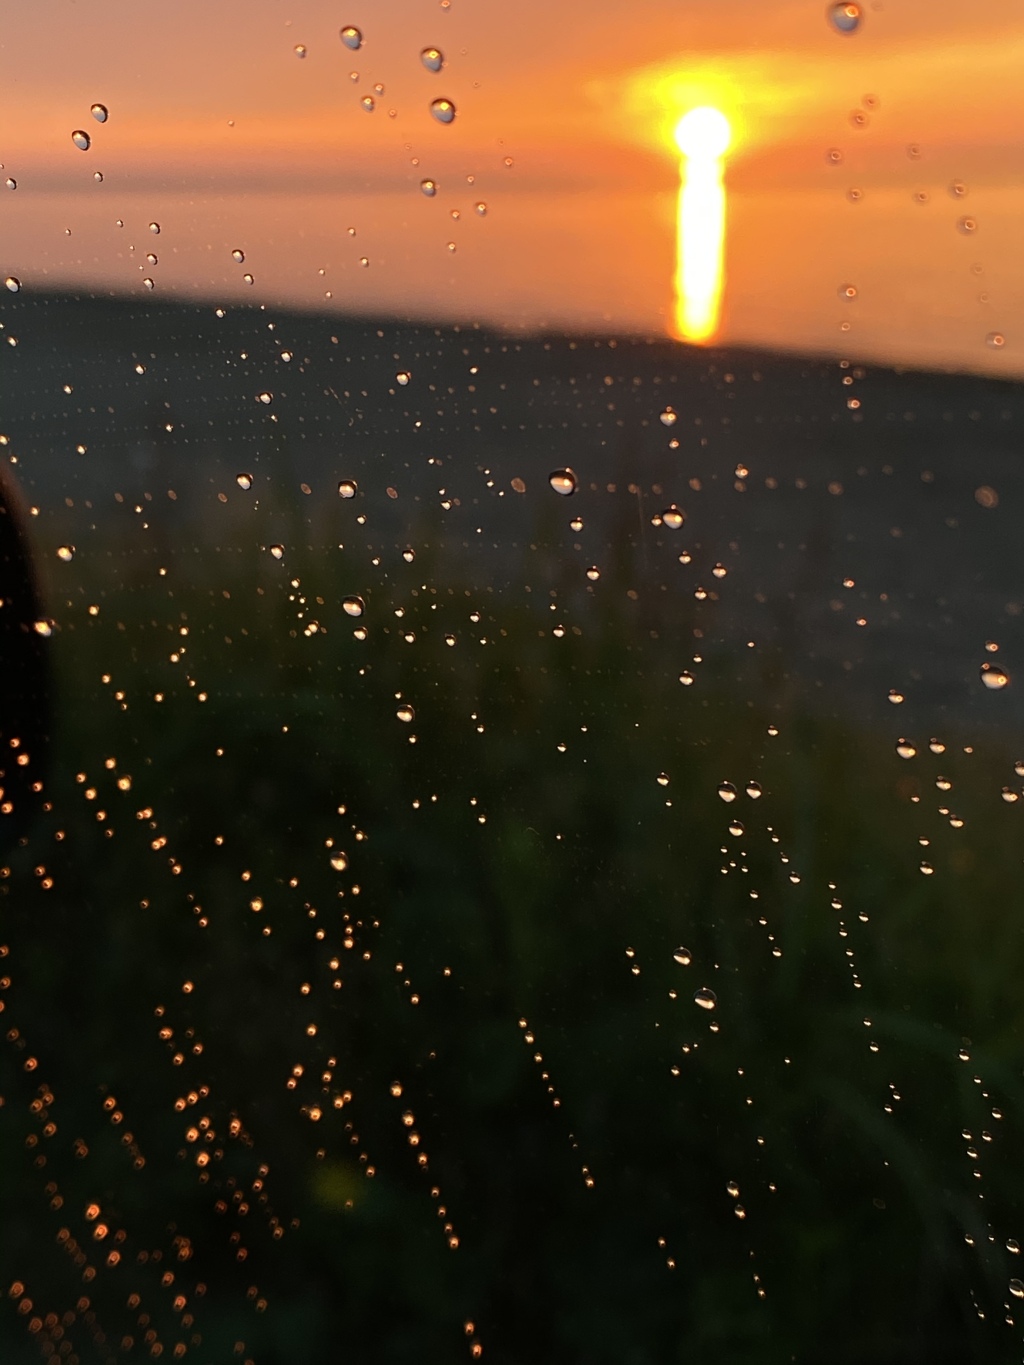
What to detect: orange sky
<box><xmin>2</xmin><ymin>0</ymin><xmax>1023</xmax><ymax>375</ymax></box>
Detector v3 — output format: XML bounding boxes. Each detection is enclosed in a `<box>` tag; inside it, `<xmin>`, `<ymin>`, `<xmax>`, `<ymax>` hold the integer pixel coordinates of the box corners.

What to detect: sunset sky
<box><xmin>2</xmin><ymin>0</ymin><xmax>1023</xmax><ymax>375</ymax></box>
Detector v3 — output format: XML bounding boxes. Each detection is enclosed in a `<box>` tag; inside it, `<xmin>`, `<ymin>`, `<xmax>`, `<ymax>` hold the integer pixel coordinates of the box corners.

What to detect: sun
<box><xmin>674</xmin><ymin>106</ymin><xmax>732</xmax><ymax>160</ymax></box>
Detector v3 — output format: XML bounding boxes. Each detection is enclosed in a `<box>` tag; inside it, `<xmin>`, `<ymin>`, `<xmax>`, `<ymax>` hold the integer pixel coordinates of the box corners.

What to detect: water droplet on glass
<box><xmin>421</xmin><ymin>47</ymin><xmax>444</xmax><ymax>72</ymax></box>
<box><xmin>828</xmin><ymin>2</ymin><xmax>862</xmax><ymax>32</ymax></box>
<box><xmin>728</xmin><ymin>821</ymin><xmax>745</xmax><ymax>837</ymax></box>
<box><xmin>839</xmin><ymin>283</ymin><xmax>858</xmax><ymax>300</ymax></box>
<box><xmin>232</xmin><ymin>248</ymin><xmax>245</xmax><ymax>263</ymax></box>
<box><xmin>142</xmin><ymin>277</ymin><xmax>154</xmax><ymax>290</ymax></box>
<box><xmin>149</xmin><ymin>222</ymin><xmax>160</xmax><ymax>234</ymax></box>
<box><xmin>396</xmin><ymin>371</ymin><xmax>411</xmax><ymax>385</ymax></box>
<box><xmin>340</xmin><ymin>26</ymin><xmax>363</xmax><ymax>50</ymax></box>
<box><xmin>402</xmin><ymin>548</ymin><xmax>415</xmax><ymax>563</ymax></box>
<box><xmin>4</xmin><ymin>276</ymin><xmax>20</xmax><ymax>293</ymax></box>
<box><xmin>343</xmin><ymin>595</ymin><xmax>365</xmax><ymax>618</ymax></box>
<box><xmin>56</xmin><ymin>545</ymin><xmax>75</xmax><ymax>562</ymax></box>
<box><xmin>330</xmin><ymin>853</ymin><xmax>349</xmax><ymax>872</ymax></box>
<box><xmin>888</xmin><ymin>689</ymin><xmax>904</xmax><ymax>705</ymax></box>
<box><xmin>475</xmin><ymin>201</ymin><xmax>487</xmax><ymax>216</ymax></box>
<box><xmin>257</xmin><ymin>391</ymin><xmax>273</xmax><ymax>405</ymax></box>
<box><xmin>896</xmin><ymin>739</ymin><xmax>916</xmax><ymax>759</ymax></box>
<box><xmin>673</xmin><ymin>947</ymin><xmax>692</xmax><ymax>966</ymax></box>
<box><xmin>71</xmin><ymin>129</ymin><xmax>91</xmax><ymax>151</ymax></box>
<box><xmin>5</xmin><ymin>177</ymin><xmax>16</xmax><ymax>190</ymax></box>
<box><xmin>718</xmin><ymin>782</ymin><xmax>737</xmax><ymax>803</ymax></box>
<box><xmin>662</xmin><ymin>505</ymin><xmax>685</xmax><ymax>530</ymax></box>
<box><xmin>548</xmin><ymin>468</ymin><xmax>578</xmax><ymax>496</ymax></box>
<box><xmin>236</xmin><ymin>473</ymin><xmax>253</xmax><ymax>490</ymax></box>
<box><xmin>585</xmin><ymin>566</ymin><xmax>601</xmax><ymax>582</ymax></box>
<box><xmin>430</xmin><ymin>98</ymin><xmax>456</xmax><ymax>124</ymax></box>
<box><xmin>420</xmin><ymin>179</ymin><xmax>438</xmax><ymax>197</ymax></box>
<box><xmin>679</xmin><ymin>671</ymin><xmax>694</xmax><ymax>686</ymax></box>
<box><xmin>712</xmin><ymin>563</ymin><xmax>727</xmax><ymax>579</ymax></box>
<box><xmin>986</xmin><ymin>332</ymin><xmax>1006</xmax><ymax>349</ymax></box>
<box><xmin>826</xmin><ymin>148</ymin><xmax>844</xmax><ymax>165</ymax></box>
<box><xmin>569</xmin><ymin>516</ymin><xmax>583</xmax><ymax>532</ymax></box>
<box><xmin>659</xmin><ymin>408</ymin><xmax>677</xmax><ymax>426</ymax></box>
<box><xmin>294</xmin><ymin>43</ymin><xmax>307</xmax><ymax>58</ymax></box>
<box><xmin>694</xmin><ymin>987</ymin><xmax>717</xmax><ymax>1011</ymax></box>
<box><xmin>1010</xmin><ymin>1279</ymin><xmax>1024</xmax><ymax>1299</ymax></box>
<box><xmin>396</xmin><ymin>704</ymin><xmax>415</xmax><ymax>723</ymax></box>
<box><xmin>146</xmin><ymin>252</ymin><xmax>157</xmax><ymax>265</ymax></box>
<box><xmin>338</xmin><ymin>479</ymin><xmax>357</xmax><ymax>499</ymax></box>
<box><xmin>93</xmin><ymin>170</ymin><xmax>104</xmax><ymax>182</ymax></box>
<box><xmin>656</xmin><ymin>772</ymin><xmax>670</xmax><ymax>787</ymax></box>
<box><xmin>949</xmin><ymin>180</ymin><xmax>968</xmax><ymax>198</ymax></box>
<box><xmin>957</xmin><ymin>217</ymin><xmax>977</xmax><ymax>235</ymax></box>
<box><xmin>745</xmin><ymin>781</ymin><xmax>762</xmax><ymax>799</ymax></box>
<box><xmin>981</xmin><ymin>663</ymin><xmax>1010</xmax><ymax>690</ymax></box>
<box><xmin>361</xmin><ymin>96</ymin><xmax>376</xmax><ymax>112</ymax></box>
<box><xmin>90</xmin><ymin>103</ymin><xmax>109</xmax><ymax>124</ymax></box>
<box><xmin>269</xmin><ymin>544</ymin><xmax>285</xmax><ymax>560</ymax></box>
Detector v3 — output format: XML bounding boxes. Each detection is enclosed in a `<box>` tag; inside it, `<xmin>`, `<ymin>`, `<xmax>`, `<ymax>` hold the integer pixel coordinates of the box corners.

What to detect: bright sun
<box><xmin>674</xmin><ymin>106</ymin><xmax>732</xmax><ymax>160</ymax></box>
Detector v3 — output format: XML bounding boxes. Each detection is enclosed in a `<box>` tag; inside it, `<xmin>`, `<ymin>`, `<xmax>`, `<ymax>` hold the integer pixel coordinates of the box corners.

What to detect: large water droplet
<box><xmin>90</xmin><ymin>103</ymin><xmax>109</xmax><ymax>124</ymax></box>
<box><xmin>430</xmin><ymin>98</ymin><xmax>456</xmax><ymax>124</ymax></box>
<box><xmin>896</xmin><ymin>739</ymin><xmax>916</xmax><ymax>759</ymax></box>
<box><xmin>71</xmin><ymin>129</ymin><xmax>91</xmax><ymax>151</ymax></box>
<box><xmin>338</xmin><ymin>479</ymin><xmax>357</xmax><ymax>499</ymax></box>
<box><xmin>294</xmin><ymin>43</ymin><xmax>307</xmax><ymax>58</ymax></box>
<box><xmin>673</xmin><ymin>947</ymin><xmax>692</xmax><ymax>966</ymax></box>
<box><xmin>396</xmin><ymin>704</ymin><xmax>415</xmax><ymax>723</ymax></box>
<box><xmin>231</xmin><ymin>248</ymin><xmax>245</xmax><ymax>263</ymax></box>
<box><xmin>585</xmin><ymin>566</ymin><xmax>601</xmax><ymax>582</ymax></box>
<box><xmin>828</xmin><ymin>2</ymin><xmax>862</xmax><ymax>34</ymax></box>
<box><xmin>717</xmin><ymin>782</ymin><xmax>737</xmax><ymax>803</ymax></box>
<box><xmin>361</xmin><ymin>95</ymin><xmax>375</xmax><ymax>112</ymax></box>
<box><xmin>269</xmin><ymin>544</ymin><xmax>285</xmax><ymax>560</ymax></box>
<box><xmin>1010</xmin><ymin>1278</ymin><xmax>1024</xmax><ymax>1299</ymax></box>
<box><xmin>728</xmin><ymin>821</ymin><xmax>745</xmax><ymax>837</ymax></box>
<box><xmin>342</xmin><ymin>595</ymin><xmax>365</xmax><ymax>618</ymax></box>
<box><xmin>149</xmin><ymin>221</ymin><xmax>160</xmax><ymax>234</ymax></box>
<box><xmin>421</xmin><ymin>47</ymin><xmax>444</xmax><ymax>72</ymax></box>
<box><xmin>661</xmin><ymin>505</ymin><xmax>685</xmax><ymax>530</ymax></box>
<box><xmin>4</xmin><ymin>276</ymin><xmax>20</xmax><ymax>293</ymax></box>
<box><xmin>694</xmin><ymin>987</ymin><xmax>717</xmax><ymax>1011</ymax></box>
<box><xmin>745</xmin><ymin>781</ymin><xmax>762</xmax><ymax>799</ymax></box>
<box><xmin>980</xmin><ymin>662</ymin><xmax>1010</xmax><ymax>690</ymax></box>
<box><xmin>236</xmin><ymin>473</ymin><xmax>253</xmax><ymax>490</ymax></box>
<box><xmin>548</xmin><ymin>468</ymin><xmax>578</xmax><ymax>496</ymax></box>
<box><xmin>340</xmin><ymin>25</ymin><xmax>363</xmax><ymax>49</ymax></box>
<box><xmin>56</xmin><ymin>545</ymin><xmax>75</xmax><ymax>562</ymax></box>
<box><xmin>420</xmin><ymin>178</ymin><xmax>438</xmax><ymax>197</ymax></box>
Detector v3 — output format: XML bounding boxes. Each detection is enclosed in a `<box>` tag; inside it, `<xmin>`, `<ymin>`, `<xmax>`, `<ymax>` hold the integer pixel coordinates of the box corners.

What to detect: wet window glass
<box><xmin>2</xmin><ymin>2</ymin><xmax>1024</xmax><ymax>1360</ymax></box>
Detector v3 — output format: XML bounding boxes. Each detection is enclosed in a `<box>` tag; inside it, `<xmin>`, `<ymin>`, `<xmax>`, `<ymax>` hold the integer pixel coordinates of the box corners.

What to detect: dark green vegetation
<box><xmin>1</xmin><ymin>296</ymin><xmax>1023</xmax><ymax>1364</ymax></box>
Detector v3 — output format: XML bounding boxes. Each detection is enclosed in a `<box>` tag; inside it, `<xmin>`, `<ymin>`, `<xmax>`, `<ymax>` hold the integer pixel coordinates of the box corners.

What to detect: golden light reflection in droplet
<box><xmin>673</xmin><ymin>107</ymin><xmax>731</xmax><ymax>344</ymax></box>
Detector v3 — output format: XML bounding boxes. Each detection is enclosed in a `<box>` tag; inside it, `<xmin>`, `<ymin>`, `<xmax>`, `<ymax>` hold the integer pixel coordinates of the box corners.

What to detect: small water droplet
<box><xmin>828</xmin><ymin>1</ymin><xmax>862</xmax><ymax>32</ymax></box>
<box><xmin>269</xmin><ymin>544</ymin><xmax>285</xmax><ymax>560</ymax></box>
<box><xmin>338</xmin><ymin>479</ymin><xmax>357</xmax><ymax>499</ymax></box>
<box><xmin>745</xmin><ymin>781</ymin><xmax>762</xmax><ymax>799</ymax></box>
<box><xmin>396</xmin><ymin>704</ymin><xmax>415</xmax><ymax>723</ymax></box>
<box><xmin>888</xmin><ymin>689</ymin><xmax>904</xmax><ymax>705</ymax></box>
<box><xmin>949</xmin><ymin>180</ymin><xmax>968</xmax><ymax>198</ymax></box>
<box><xmin>981</xmin><ymin>663</ymin><xmax>1010</xmax><ymax>690</ymax></box>
<box><xmin>548</xmin><ymin>468</ymin><xmax>578</xmax><ymax>496</ymax></box>
<box><xmin>232</xmin><ymin>248</ymin><xmax>245</xmax><ymax>263</ymax></box>
<box><xmin>236</xmin><ymin>473</ymin><xmax>253</xmax><ymax>490</ymax></box>
<box><xmin>661</xmin><ymin>505</ymin><xmax>685</xmax><ymax>530</ymax></box>
<box><xmin>569</xmin><ymin>517</ymin><xmax>583</xmax><ymax>532</ymax></box>
<box><xmin>659</xmin><ymin>408</ymin><xmax>677</xmax><ymax>426</ymax></box>
<box><xmin>656</xmin><ymin>772</ymin><xmax>670</xmax><ymax>787</ymax></box>
<box><xmin>430</xmin><ymin>98</ymin><xmax>456</xmax><ymax>124</ymax></box>
<box><xmin>56</xmin><ymin>545</ymin><xmax>75</xmax><ymax>562</ymax></box>
<box><xmin>402</xmin><ymin>548</ymin><xmax>415</xmax><ymax>563</ymax></box>
<box><xmin>1009</xmin><ymin>1278</ymin><xmax>1024</xmax><ymax>1299</ymax></box>
<box><xmin>71</xmin><ymin>129</ymin><xmax>91</xmax><ymax>151</ymax></box>
<box><xmin>142</xmin><ymin>277</ymin><xmax>154</xmax><ymax>290</ymax></box>
<box><xmin>585</xmin><ymin>566</ymin><xmax>601</xmax><ymax>582</ymax></box>
<box><xmin>957</xmin><ymin>217</ymin><xmax>977</xmax><ymax>235</ymax></box>
<box><xmin>673</xmin><ymin>947</ymin><xmax>692</xmax><ymax>966</ymax></box>
<box><xmin>361</xmin><ymin>95</ymin><xmax>376</xmax><ymax>112</ymax></box>
<box><xmin>294</xmin><ymin>43</ymin><xmax>307</xmax><ymax>58</ymax></box>
<box><xmin>4</xmin><ymin>177</ymin><xmax>16</xmax><ymax>190</ymax></box>
<box><xmin>728</xmin><ymin>821</ymin><xmax>745</xmax><ymax>837</ymax></box>
<box><xmin>343</xmin><ymin>595</ymin><xmax>365</xmax><ymax>618</ymax></box>
<box><xmin>149</xmin><ymin>222</ymin><xmax>160</xmax><ymax>234</ymax></box>
<box><xmin>826</xmin><ymin>147</ymin><xmax>844</xmax><ymax>164</ymax></box>
<box><xmin>986</xmin><ymin>332</ymin><xmax>1006</xmax><ymax>349</ymax></box>
<box><xmin>475</xmin><ymin>201</ymin><xmax>487</xmax><ymax>216</ymax></box>
<box><xmin>93</xmin><ymin>170</ymin><xmax>104</xmax><ymax>182</ymax></box>
<box><xmin>712</xmin><ymin>563</ymin><xmax>727</xmax><ymax>579</ymax></box>
<box><xmin>421</xmin><ymin>47</ymin><xmax>444</xmax><ymax>72</ymax></box>
<box><xmin>340</xmin><ymin>26</ymin><xmax>363</xmax><ymax>50</ymax></box>
<box><xmin>838</xmin><ymin>283</ymin><xmax>858</xmax><ymax>300</ymax></box>
<box><xmin>678</xmin><ymin>671</ymin><xmax>694</xmax><ymax>686</ymax></box>
<box><xmin>919</xmin><ymin>862</ymin><xmax>934</xmax><ymax>876</ymax></box>
<box><xmin>330</xmin><ymin>852</ymin><xmax>349</xmax><ymax>872</ymax></box>
<box><xmin>146</xmin><ymin>253</ymin><xmax>157</xmax><ymax>265</ymax></box>
<box><xmin>420</xmin><ymin>178</ymin><xmax>438</xmax><ymax>197</ymax></box>
<box><xmin>717</xmin><ymin>782</ymin><xmax>737</xmax><ymax>803</ymax></box>
<box><xmin>896</xmin><ymin>739</ymin><xmax>916</xmax><ymax>759</ymax></box>
<box><xmin>396</xmin><ymin>371</ymin><xmax>411</xmax><ymax>385</ymax></box>
<box><xmin>90</xmin><ymin>103</ymin><xmax>109</xmax><ymax>124</ymax></box>
<box><xmin>34</xmin><ymin>620</ymin><xmax>53</xmax><ymax>638</ymax></box>
<box><xmin>694</xmin><ymin>987</ymin><xmax>717</xmax><ymax>1011</ymax></box>
<box><xmin>257</xmin><ymin>391</ymin><xmax>273</xmax><ymax>405</ymax></box>
<box><xmin>4</xmin><ymin>276</ymin><xmax>20</xmax><ymax>293</ymax></box>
